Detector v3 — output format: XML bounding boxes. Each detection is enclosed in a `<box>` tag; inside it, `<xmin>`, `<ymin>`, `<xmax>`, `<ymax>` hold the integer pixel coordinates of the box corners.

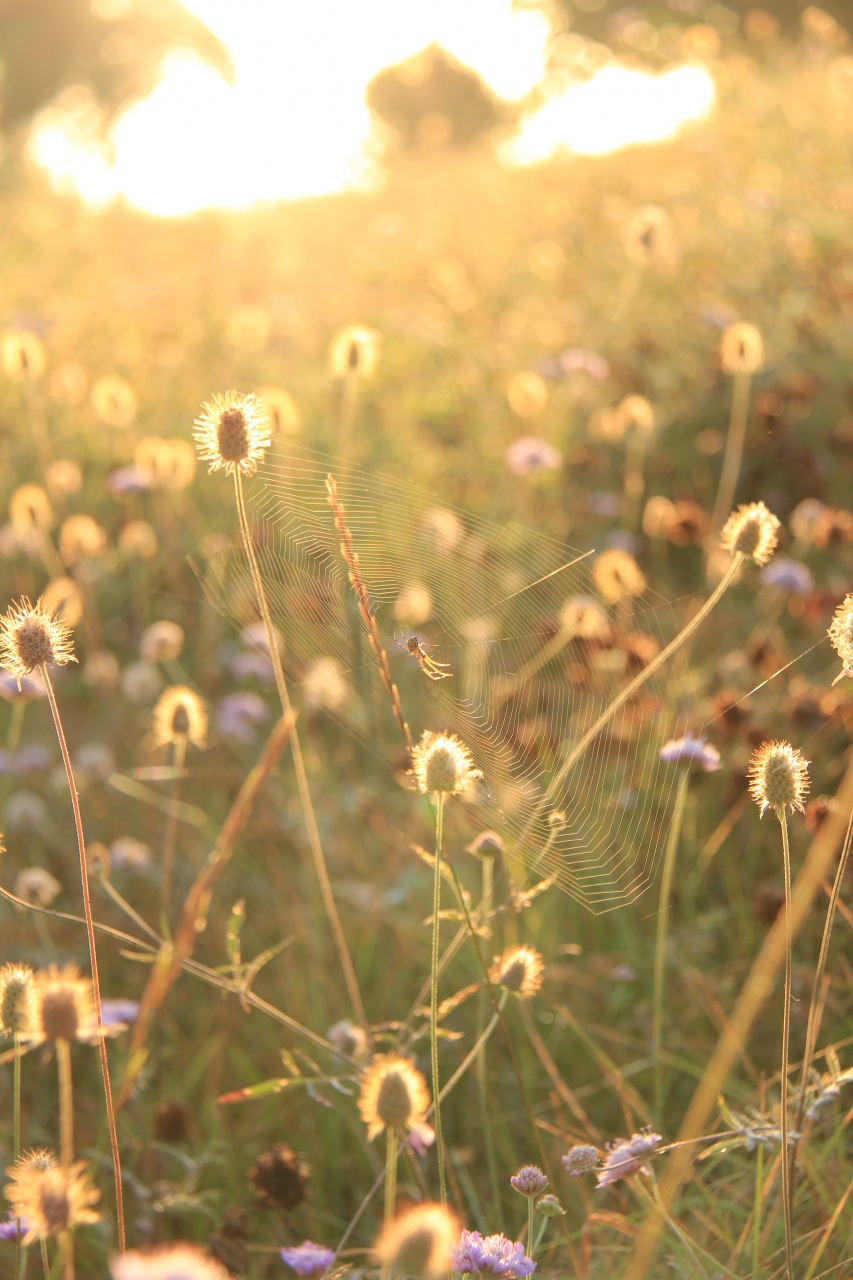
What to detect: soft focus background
<box><xmin>2</xmin><ymin>1</ymin><xmax>853</xmax><ymax>1277</ymax></box>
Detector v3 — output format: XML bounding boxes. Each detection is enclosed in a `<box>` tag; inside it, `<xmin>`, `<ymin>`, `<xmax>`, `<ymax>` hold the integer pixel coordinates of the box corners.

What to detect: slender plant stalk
<box><xmin>233</xmin><ymin>470</ymin><xmax>368</xmax><ymax>1038</ymax></box>
<box><xmin>752</xmin><ymin>1140</ymin><xmax>764</xmax><ymax>1278</ymax></box>
<box><xmin>430</xmin><ymin>791</ymin><xmax>448</xmax><ymax>1206</ymax></box>
<box><xmin>437</xmin><ymin>993</ymin><xmax>507</xmax><ymax>1104</ymax></box>
<box><xmin>710</xmin><ymin>369</ymin><xmax>752</xmax><ymax>547</ymax></box>
<box><xmin>778</xmin><ymin>811</ymin><xmax>795</xmax><ymax>1280</ymax></box>
<box><xmin>39</xmin><ymin>1238</ymin><xmax>50</xmax><ymax>1280</ymax></box>
<box><xmin>623</xmin><ymin>431</ymin><xmax>646</xmax><ymax>531</ymax></box>
<box><xmin>59</xmin><ymin>1228</ymin><xmax>73</xmax><ymax>1280</ymax></box>
<box><xmin>56</xmin><ymin>1038</ymin><xmax>73</xmax><ymax>1169</ymax></box>
<box><xmin>381</xmin><ymin>1127</ymin><xmax>398</xmax><ymax>1280</ymax></box>
<box><xmin>41</xmin><ymin>667</ymin><xmax>124</xmax><ymax>1252</ymax></box>
<box><xmin>653</xmin><ymin>769</ymin><xmax>690</xmax><ymax>1121</ymax></box>
<box><xmin>160</xmin><ymin>734</ymin><xmax>187</xmax><ymax>920</ymax></box>
<box><xmin>14</xmin><ymin>1032</ymin><xmax>22</xmax><ymax>1279</ymax></box>
<box><xmin>476</xmin><ymin>856</ymin><xmax>501</xmax><ymax>1215</ymax></box>
<box><xmin>339</xmin><ymin>369</ymin><xmax>360</xmax><ymax>458</ymax></box>
<box><xmin>526</xmin><ymin>1196</ymin><xmax>535</xmax><ymax>1258</ymax></box>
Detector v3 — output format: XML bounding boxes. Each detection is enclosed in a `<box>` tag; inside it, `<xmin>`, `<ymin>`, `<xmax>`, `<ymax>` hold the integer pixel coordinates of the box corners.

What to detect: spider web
<box><xmin>196</xmin><ymin>446</ymin><xmax>694</xmax><ymax>912</ymax></box>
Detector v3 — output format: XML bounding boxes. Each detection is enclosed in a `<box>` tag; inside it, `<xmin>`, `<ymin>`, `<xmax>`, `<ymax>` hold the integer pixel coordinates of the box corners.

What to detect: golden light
<box><xmin>27</xmin><ymin>0</ymin><xmax>715</xmax><ymax>217</ymax></box>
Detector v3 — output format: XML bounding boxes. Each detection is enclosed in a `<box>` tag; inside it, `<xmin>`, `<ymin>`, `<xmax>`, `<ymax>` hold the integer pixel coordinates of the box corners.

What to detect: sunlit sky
<box><xmin>30</xmin><ymin>0</ymin><xmax>715</xmax><ymax>217</ymax></box>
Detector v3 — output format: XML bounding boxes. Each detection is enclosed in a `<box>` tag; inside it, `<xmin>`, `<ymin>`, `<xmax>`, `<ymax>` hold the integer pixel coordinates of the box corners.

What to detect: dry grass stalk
<box><xmin>325</xmin><ymin>473</ymin><xmax>413</xmax><ymax>754</ymax></box>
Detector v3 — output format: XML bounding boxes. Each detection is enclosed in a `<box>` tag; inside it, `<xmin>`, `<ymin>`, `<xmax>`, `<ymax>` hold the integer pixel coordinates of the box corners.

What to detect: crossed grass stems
<box><xmin>5</xmin><ymin>464</ymin><xmax>850</xmax><ymax>1274</ymax></box>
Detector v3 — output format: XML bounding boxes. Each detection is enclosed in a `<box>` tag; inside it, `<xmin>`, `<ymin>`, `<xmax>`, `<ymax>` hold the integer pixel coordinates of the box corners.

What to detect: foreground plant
<box><xmin>194</xmin><ymin>391</ymin><xmax>367</xmax><ymax>1035</ymax></box>
<box><xmin>359</xmin><ymin>1052</ymin><xmax>433</xmax><ymax>1255</ymax></box>
<box><xmin>748</xmin><ymin>739</ymin><xmax>810</xmax><ymax>1280</ymax></box>
<box><xmin>0</xmin><ymin>597</ymin><xmax>125</xmax><ymax>1250</ymax></box>
<box><xmin>5</xmin><ymin>1148</ymin><xmax>100</xmax><ymax>1280</ymax></box>
<box><xmin>374</xmin><ymin>1203</ymin><xmax>458</xmax><ymax>1280</ymax></box>
<box><xmin>411</xmin><ymin>729</ymin><xmax>480</xmax><ymax>1204</ymax></box>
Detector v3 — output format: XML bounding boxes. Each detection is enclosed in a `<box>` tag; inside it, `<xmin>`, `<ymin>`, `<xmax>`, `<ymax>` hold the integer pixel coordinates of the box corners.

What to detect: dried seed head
<box><xmin>489</xmin><ymin>946</ymin><xmax>545</xmax><ymax>1000</ymax></box>
<box><xmin>328</xmin><ymin>326</ymin><xmax>380</xmax><ymax>379</ymax></box>
<box><xmin>510</xmin><ymin>1165</ymin><xmax>548</xmax><ymax>1196</ymax></box>
<box><xmin>5</xmin><ymin>1157</ymin><xmax>100</xmax><ymax>1243</ymax></box>
<box><xmin>9</xmin><ymin>485</ymin><xmax>54</xmax><ymax>532</ymax></box>
<box><xmin>411</xmin><ymin>731</ymin><xmax>480</xmax><ymax>796</ymax></box>
<box><xmin>248</xmin><ymin>1143</ymin><xmax>309</xmax><ymax>1211</ymax></box>
<box><xmin>828</xmin><ymin>592</ymin><xmax>853</xmax><ymax>684</ymax></box>
<box><xmin>327</xmin><ymin>1018</ymin><xmax>370</xmax><ymax>1059</ymax></box>
<box><xmin>374</xmin><ymin>1203</ymin><xmax>459</xmax><ymax>1279</ymax></box>
<box><xmin>60</xmin><ymin>515</ymin><xmax>107</xmax><ymax>563</ymax></box>
<box><xmin>40</xmin><ymin>578</ymin><xmax>84</xmax><ymax>628</ymax></box>
<box><xmin>592</xmin><ymin>549</ymin><xmax>647</xmax><ymax>604</ymax></box>
<box><xmin>358</xmin><ymin>1054</ymin><xmax>431</xmax><ymax>1141</ymax></box>
<box><xmin>257</xmin><ymin>385</ymin><xmax>301</xmax><ymax>436</ymax></box>
<box><xmin>2</xmin><ymin>330</ymin><xmax>46</xmax><ymax>382</ymax></box>
<box><xmin>193</xmin><ymin>391</ymin><xmax>270</xmax><ymax>477</ymax></box>
<box><xmin>720</xmin><ymin>501</ymin><xmax>780</xmax><ymax>566</ymax></box>
<box><xmin>29</xmin><ymin>965</ymin><xmax>101</xmax><ymax>1045</ymax></box>
<box><xmin>616</xmin><ymin>394</ymin><xmax>655</xmax><ymax>435</ymax></box>
<box><xmin>0</xmin><ymin>597</ymin><xmax>76</xmax><ymax>687</ymax></box>
<box><xmin>720</xmin><ymin>322</ymin><xmax>764</xmax><ymax>374</ymax></box>
<box><xmin>748</xmin><ymin>741</ymin><xmax>810</xmax><ymax>818</ymax></box>
<box><xmin>152</xmin><ymin>686</ymin><xmax>208</xmax><ymax>750</ymax></box>
<box><xmin>91</xmin><ymin>374</ymin><xmax>137</xmax><ymax>428</ymax></box>
<box><xmin>562</xmin><ymin>1144</ymin><xmax>599</xmax><ymax>1176</ymax></box>
<box><xmin>140</xmin><ymin>620</ymin><xmax>185</xmax><ymax>664</ymax></box>
<box><xmin>110</xmin><ymin>1245</ymin><xmax>232</xmax><ymax>1280</ymax></box>
<box><xmin>0</xmin><ymin>964</ymin><xmax>34</xmax><ymax>1036</ymax></box>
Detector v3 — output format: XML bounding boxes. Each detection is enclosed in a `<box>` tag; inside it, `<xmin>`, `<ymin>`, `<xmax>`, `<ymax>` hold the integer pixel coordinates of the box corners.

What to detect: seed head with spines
<box><xmin>193</xmin><ymin>391</ymin><xmax>270</xmax><ymax>477</ymax></box>
<box><xmin>411</xmin><ymin>730</ymin><xmax>480</xmax><ymax>796</ymax></box>
<box><xmin>828</xmin><ymin>592</ymin><xmax>853</xmax><ymax>685</ymax></box>
<box><xmin>358</xmin><ymin>1053</ymin><xmax>431</xmax><ymax>1142</ymax></box>
<box><xmin>720</xmin><ymin>501</ymin><xmax>780</xmax><ymax>566</ymax></box>
<box><xmin>748</xmin><ymin>741</ymin><xmax>810</xmax><ymax>819</ymax></box>
<box><xmin>0</xmin><ymin>597</ymin><xmax>76</xmax><ymax>688</ymax></box>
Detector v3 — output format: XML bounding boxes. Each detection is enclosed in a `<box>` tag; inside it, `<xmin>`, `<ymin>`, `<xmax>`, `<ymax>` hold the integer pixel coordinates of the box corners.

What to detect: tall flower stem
<box><xmin>39</xmin><ymin>1239</ymin><xmax>50</xmax><ymax>1280</ymax></box>
<box><xmin>778</xmin><ymin>811</ymin><xmax>795</xmax><ymax>1280</ymax></box>
<box><xmin>160</xmin><ymin>733</ymin><xmax>187</xmax><ymax>921</ymax></box>
<box><xmin>653</xmin><ymin>769</ymin><xmax>690</xmax><ymax>1121</ymax></box>
<box><xmin>56</xmin><ymin>1039</ymin><xmax>74</xmax><ymax>1169</ymax></box>
<box><xmin>13</xmin><ymin>1033</ymin><xmax>22</xmax><ymax>1279</ymax></box>
<box><xmin>381</xmin><ymin>1127</ymin><xmax>398</xmax><ymax>1280</ymax></box>
<box><xmin>41</xmin><ymin>668</ymin><xmax>124</xmax><ymax>1252</ymax></box>
<box><xmin>710</xmin><ymin>369</ymin><xmax>752</xmax><ymax>548</ymax></box>
<box><xmin>233</xmin><ymin>471</ymin><xmax>368</xmax><ymax>1039</ymax></box>
<box><xmin>430</xmin><ymin>790</ymin><xmax>447</xmax><ymax>1206</ymax></box>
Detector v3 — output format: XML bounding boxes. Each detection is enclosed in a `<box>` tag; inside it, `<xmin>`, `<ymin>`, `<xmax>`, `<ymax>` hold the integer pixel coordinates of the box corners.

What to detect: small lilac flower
<box><xmin>407</xmin><ymin>1122</ymin><xmax>436</xmax><ymax>1157</ymax></box>
<box><xmin>280</xmin><ymin>1240</ymin><xmax>335</xmax><ymax>1277</ymax></box>
<box><xmin>0</xmin><ymin>670</ymin><xmax>47</xmax><ymax>700</ymax></box>
<box><xmin>659</xmin><ymin>734</ymin><xmax>722</xmax><ymax>772</ymax></box>
<box><xmin>505</xmin><ymin>437</ymin><xmax>561</xmax><ymax>476</ymax></box>
<box><xmin>11</xmin><ymin>744</ymin><xmax>51</xmax><ymax>773</ymax></box>
<box><xmin>761</xmin><ymin>558</ymin><xmax>813</xmax><ymax>596</ymax></box>
<box><xmin>510</xmin><ymin>1165</ymin><xmax>548</xmax><ymax>1196</ymax></box>
<box><xmin>451</xmin><ymin>1230</ymin><xmax>536</xmax><ymax>1277</ymax></box>
<box><xmin>596</xmin><ymin>1130</ymin><xmax>662</xmax><ymax>1189</ymax></box>
<box><xmin>100</xmin><ymin>999</ymin><xmax>140</xmax><ymax>1027</ymax></box>
<box><xmin>228</xmin><ymin>648</ymin><xmax>274</xmax><ymax>683</ymax></box>
<box><xmin>562</xmin><ymin>1144</ymin><xmax>599</xmax><ymax>1176</ymax></box>
<box><xmin>217</xmin><ymin>691</ymin><xmax>269</xmax><ymax>744</ymax></box>
<box><xmin>0</xmin><ymin>1215</ymin><xmax>26</xmax><ymax>1240</ymax></box>
<box><xmin>108</xmin><ymin>466</ymin><xmax>151</xmax><ymax>496</ymax></box>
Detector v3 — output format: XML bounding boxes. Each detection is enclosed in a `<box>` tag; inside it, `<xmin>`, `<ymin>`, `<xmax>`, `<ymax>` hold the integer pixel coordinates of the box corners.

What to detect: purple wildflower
<box><xmin>407</xmin><ymin>1122</ymin><xmax>436</xmax><ymax>1157</ymax></box>
<box><xmin>562</xmin><ymin>1144</ymin><xmax>599</xmax><ymax>1176</ymax></box>
<box><xmin>505</xmin><ymin>437</ymin><xmax>561</xmax><ymax>476</ymax></box>
<box><xmin>451</xmin><ymin>1230</ymin><xmax>536</xmax><ymax>1277</ymax></box>
<box><xmin>108</xmin><ymin>466</ymin><xmax>151</xmax><ymax>496</ymax></box>
<box><xmin>0</xmin><ymin>1215</ymin><xmax>26</xmax><ymax>1240</ymax></box>
<box><xmin>596</xmin><ymin>1130</ymin><xmax>662</xmax><ymax>1189</ymax></box>
<box><xmin>760</xmin><ymin>558</ymin><xmax>813</xmax><ymax>596</ymax></box>
<box><xmin>280</xmin><ymin>1240</ymin><xmax>335</xmax><ymax>1277</ymax></box>
<box><xmin>100</xmin><ymin>999</ymin><xmax>140</xmax><ymax>1027</ymax></box>
<box><xmin>217</xmin><ymin>691</ymin><xmax>269</xmax><ymax>743</ymax></box>
<box><xmin>659</xmin><ymin>734</ymin><xmax>722</xmax><ymax>772</ymax></box>
<box><xmin>228</xmin><ymin>649</ymin><xmax>275</xmax><ymax>683</ymax></box>
<box><xmin>510</xmin><ymin>1165</ymin><xmax>548</xmax><ymax>1196</ymax></box>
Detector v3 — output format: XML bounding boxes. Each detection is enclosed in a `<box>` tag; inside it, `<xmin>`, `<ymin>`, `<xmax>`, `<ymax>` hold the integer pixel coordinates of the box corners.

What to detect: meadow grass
<box><xmin>1</xmin><ymin>30</ymin><xmax>853</xmax><ymax>1280</ymax></box>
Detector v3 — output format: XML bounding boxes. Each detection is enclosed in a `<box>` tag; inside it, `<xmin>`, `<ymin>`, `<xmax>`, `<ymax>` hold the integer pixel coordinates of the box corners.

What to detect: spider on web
<box><xmin>393</xmin><ymin>630</ymin><xmax>453</xmax><ymax>681</ymax></box>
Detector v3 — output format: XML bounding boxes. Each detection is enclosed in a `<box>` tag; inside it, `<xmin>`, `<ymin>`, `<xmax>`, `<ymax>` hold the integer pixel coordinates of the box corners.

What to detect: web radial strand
<box><xmin>195</xmin><ymin>446</ymin><xmax>689</xmax><ymax>912</ymax></box>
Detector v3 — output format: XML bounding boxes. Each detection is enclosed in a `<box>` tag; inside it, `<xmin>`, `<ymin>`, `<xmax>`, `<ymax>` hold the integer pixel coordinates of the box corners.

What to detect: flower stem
<box><xmin>752</xmin><ymin>1139</ymin><xmax>764</xmax><ymax>1277</ymax></box>
<box><xmin>653</xmin><ymin>768</ymin><xmax>690</xmax><ymax>1121</ymax></box>
<box><xmin>233</xmin><ymin>470</ymin><xmax>368</xmax><ymax>1040</ymax></box>
<box><xmin>56</xmin><ymin>1038</ymin><xmax>73</xmax><ymax>1168</ymax></box>
<box><xmin>41</xmin><ymin>667</ymin><xmax>124</xmax><ymax>1252</ymax></box>
<box><xmin>779</xmin><ymin>810</ymin><xmax>795</xmax><ymax>1280</ymax></box>
<box><xmin>710</xmin><ymin>369</ymin><xmax>752</xmax><ymax>547</ymax></box>
<box><xmin>160</xmin><ymin>734</ymin><xmax>187</xmax><ymax>922</ymax></box>
<box><xmin>382</xmin><ymin>1127</ymin><xmax>398</xmax><ymax>1276</ymax></box>
<box><xmin>14</xmin><ymin>1033</ymin><xmax>22</xmax><ymax>1278</ymax></box>
<box><xmin>39</xmin><ymin>1238</ymin><xmax>50</xmax><ymax>1280</ymax></box>
<box><xmin>527</xmin><ymin>1196</ymin><xmax>535</xmax><ymax>1258</ymax></box>
<box><xmin>431</xmin><ymin>790</ymin><xmax>447</xmax><ymax>1206</ymax></box>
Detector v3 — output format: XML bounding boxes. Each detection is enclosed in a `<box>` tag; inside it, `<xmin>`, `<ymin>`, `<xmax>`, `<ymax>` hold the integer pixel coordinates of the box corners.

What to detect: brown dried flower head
<box><xmin>248</xmin><ymin>1143</ymin><xmax>309</xmax><ymax>1211</ymax></box>
<box><xmin>748</xmin><ymin>740</ymin><xmax>810</xmax><ymax>818</ymax></box>
<box><xmin>27</xmin><ymin>964</ymin><xmax>102</xmax><ymax>1045</ymax></box>
<box><xmin>593</xmin><ymin>549</ymin><xmax>647</xmax><ymax>605</ymax></box>
<box><xmin>2</xmin><ymin>330</ymin><xmax>46</xmax><ymax>382</ymax></box>
<box><xmin>194</xmin><ymin>391</ymin><xmax>270</xmax><ymax>476</ymax></box>
<box><xmin>720</xmin><ymin>501</ymin><xmax>780</xmax><ymax>566</ymax></box>
<box><xmin>616</xmin><ymin>394</ymin><xmax>655</xmax><ymax>435</ymax></box>
<box><xmin>720</xmin><ymin>322</ymin><xmax>764</xmax><ymax>375</ymax></box>
<box><xmin>374</xmin><ymin>1203</ymin><xmax>459</xmax><ymax>1279</ymax></box>
<box><xmin>411</xmin><ymin>731</ymin><xmax>479</xmax><ymax>796</ymax></box>
<box><xmin>828</xmin><ymin>592</ymin><xmax>853</xmax><ymax>685</ymax></box>
<box><xmin>489</xmin><ymin>946</ymin><xmax>545</xmax><ymax>1000</ymax></box>
<box><xmin>91</xmin><ymin>374</ymin><xmax>137</xmax><ymax>428</ymax></box>
<box><xmin>0</xmin><ymin>597</ymin><xmax>76</xmax><ymax>688</ymax></box>
<box><xmin>9</xmin><ymin>484</ymin><xmax>54</xmax><ymax>532</ymax></box>
<box><xmin>60</xmin><ymin>514</ymin><xmax>107</xmax><ymax>563</ymax></box>
<box><xmin>358</xmin><ymin>1054</ymin><xmax>431</xmax><ymax>1141</ymax></box>
<box><xmin>152</xmin><ymin>686</ymin><xmax>208</xmax><ymax>750</ymax></box>
<box><xmin>0</xmin><ymin>964</ymin><xmax>34</xmax><ymax>1037</ymax></box>
<box><xmin>328</xmin><ymin>326</ymin><xmax>380</xmax><ymax>379</ymax></box>
<box><xmin>5</xmin><ymin>1155</ymin><xmax>100</xmax><ymax>1242</ymax></box>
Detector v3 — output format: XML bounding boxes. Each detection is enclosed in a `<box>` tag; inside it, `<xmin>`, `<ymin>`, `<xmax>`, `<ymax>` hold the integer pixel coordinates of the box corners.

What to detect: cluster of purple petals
<box><xmin>280</xmin><ymin>1240</ymin><xmax>335</xmax><ymax>1276</ymax></box>
<box><xmin>596</xmin><ymin>1130</ymin><xmax>662</xmax><ymax>1189</ymax></box>
<box><xmin>505</xmin><ymin>437</ymin><xmax>561</xmax><ymax>476</ymax></box>
<box><xmin>659</xmin><ymin>734</ymin><xmax>722</xmax><ymax>772</ymax></box>
<box><xmin>452</xmin><ymin>1230</ymin><xmax>536</xmax><ymax>1277</ymax></box>
<box><xmin>0</xmin><ymin>745</ymin><xmax>52</xmax><ymax>774</ymax></box>
<box><xmin>0</xmin><ymin>1216</ymin><xmax>27</xmax><ymax>1241</ymax></box>
<box><xmin>216</xmin><ymin>692</ymin><xmax>269</xmax><ymax>743</ymax></box>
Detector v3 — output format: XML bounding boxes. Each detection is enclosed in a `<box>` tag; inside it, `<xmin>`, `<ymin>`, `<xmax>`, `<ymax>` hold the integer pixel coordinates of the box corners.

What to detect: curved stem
<box><xmin>779</xmin><ymin>810</ymin><xmax>795</xmax><ymax>1280</ymax></box>
<box><xmin>56</xmin><ymin>1039</ymin><xmax>73</xmax><ymax>1169</ymax></box>
<box><xmin>431</xmin><ymin>791</ymin><xmax>447</xmax><ymax>1206</ymax></box>
<box><xmin>233</xmin><ymin>470</ymin><xmax>368</xmax><ymax>1040</ymax></box>
<box><xmin>42</xmin><ymin>668</ymin><xmax>124</xmax><ymax>1252</ymax></box>
<box><xmin>653</xmin><ymin>769</ymin><xmax>690</xmax><ymax>1121</ymax></box>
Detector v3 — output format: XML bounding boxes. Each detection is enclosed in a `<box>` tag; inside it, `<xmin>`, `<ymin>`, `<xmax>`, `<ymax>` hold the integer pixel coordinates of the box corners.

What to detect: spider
<box><xmin>394</xmin><ymin>630</ymin><xmax>453</xmax><ymax>681</ymax></box>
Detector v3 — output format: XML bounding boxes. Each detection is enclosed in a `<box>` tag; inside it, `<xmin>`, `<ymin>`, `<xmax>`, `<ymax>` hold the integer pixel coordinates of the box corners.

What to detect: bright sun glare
<box><xmin>29</xmin><ymin>0</ymin><xmax>715</xmax><ymax>217</ymax></box>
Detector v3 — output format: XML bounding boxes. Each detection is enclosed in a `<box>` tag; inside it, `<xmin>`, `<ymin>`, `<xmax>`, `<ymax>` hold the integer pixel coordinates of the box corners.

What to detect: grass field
<box><xmin>1</xmin><ymin>26</ymin><xmax>853</xmax><ymax>1280</ymax></box>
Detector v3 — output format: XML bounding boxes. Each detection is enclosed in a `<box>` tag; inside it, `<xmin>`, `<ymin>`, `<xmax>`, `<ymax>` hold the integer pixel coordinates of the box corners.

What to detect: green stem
<box><xmin>710</xmin><ymin>369</ymin><xmax>752</xmax><ymax>545</ymax></box>
<box><xmin>653</xmin><ymin>769</ymin><xmax>690</xmax><ymax>1121</ymax></box>
<box><xmin>42</xmin><ymin>668</ymin><xmax>124</xmax><ymax>1252</ymax></box>
<box><xmin>14</xmin><ymin>1032</ymin><xmax>21</xmax><ymax>1278</ymax></box>
<box><xmin>431</xmin><ymin>791</ymin><xmax>447</xmax><ymax>1206</ymax></box>
<box><xmin>779</xmin><ymin>810</ymin><xmax>795</xmax><ymax>1280</ymax></box>
<box><xmin>381</xmin><ymin>1127</ymin><xmax>398</xmax><ymax>1280</ymax></box>
<box><xmin>40</xmin><ymin>1238</ymin><xmax>50</xmax><ymax>1280</ymax></box>
<box><xmin>527</xmin><ymin>1196</ymin><xmax>535</xmax><ymax>1258</ymax></box>
<box><xmin>160</xmin><ymin>734</ymin><xmax>187</xmax><ymax>922</ymax></box>
<box><xmin>56</xmin><ymin>1038</ymin><xmax>73</xmax><ymax>1169</ymax></box>
<box><xmin>752</xmin><ymin>1140</ymin><xmax>764</xmax><ymax>1278</ymax></box>
<box><xmin>438</xmin><ymin>994</ymin><xmax>506</xmax><ymax>1104</ymax></box>
<box><xmin>233</xmin><ymin>470</ymin><xmax>369</xmax><ymax>1041</ymax></box>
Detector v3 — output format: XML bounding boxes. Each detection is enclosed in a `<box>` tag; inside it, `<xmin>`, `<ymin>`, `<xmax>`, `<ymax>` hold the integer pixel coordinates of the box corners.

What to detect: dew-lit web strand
<box><xmin>201</xmin><ymin>446</ymin><xmax>691</xmax><ymax>909</ymax></box>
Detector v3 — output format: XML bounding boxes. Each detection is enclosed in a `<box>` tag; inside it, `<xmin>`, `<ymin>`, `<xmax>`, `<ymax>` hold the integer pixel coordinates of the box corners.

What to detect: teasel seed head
<box><xmin>193</xmin><ymin>391</ymin><xmax>270</xmax><ymax>476</ymax></box>
<box><xmin>0</xmin><ymin>597</ymin><xmax>76</xmax><ymax>688</ymax></box>
<box><xmin>748</xmin><ymin>740</ymin><xmax>810</xmax><ymax>819</ymax></box>
<box><xmin>720</xmin><ymin>501</ymin><xmax>780</xmax><ymax>566</ymax></box>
